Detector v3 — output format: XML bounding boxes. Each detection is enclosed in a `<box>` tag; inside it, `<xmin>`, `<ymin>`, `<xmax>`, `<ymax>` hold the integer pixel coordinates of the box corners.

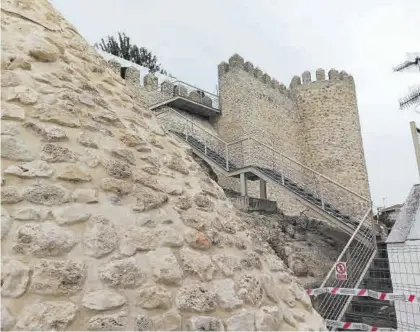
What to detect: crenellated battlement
<box><xmin>219</xmin><ymin>54</ymin><xmax>289</xmax><ymax>95</ymax></box>
<box><xmin>289</xmin><ymin>68</ymin><xmax>354</xmax><ymax>89</ymax></box>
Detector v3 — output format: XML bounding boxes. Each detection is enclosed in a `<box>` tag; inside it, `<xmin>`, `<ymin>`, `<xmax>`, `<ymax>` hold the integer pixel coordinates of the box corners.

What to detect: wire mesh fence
<box><xmin>387</xmin><ymin>243</ymin><xmax>420</xmax><ymax>330</ymax></box>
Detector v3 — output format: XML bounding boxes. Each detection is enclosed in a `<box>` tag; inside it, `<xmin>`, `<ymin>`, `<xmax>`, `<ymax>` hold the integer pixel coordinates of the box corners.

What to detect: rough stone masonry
<box><xmin>0</xmin><ymin>0</ymin><xmax>326</xmax><ymax>331</ymax></box>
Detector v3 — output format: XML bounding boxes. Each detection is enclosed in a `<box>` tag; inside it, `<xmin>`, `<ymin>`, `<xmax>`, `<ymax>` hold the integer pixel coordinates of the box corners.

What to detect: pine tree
<box><xmin>94</xmin><ymin>32</ymin><xmax>167</xmax><ymax>74</ymax></box>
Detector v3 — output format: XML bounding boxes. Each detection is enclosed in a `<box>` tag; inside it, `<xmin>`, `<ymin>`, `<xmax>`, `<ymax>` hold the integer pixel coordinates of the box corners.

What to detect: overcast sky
<box><xmin>51</xmin><ymin>0</ymin><xmax>420</xmax><ymax>209</ymax></box>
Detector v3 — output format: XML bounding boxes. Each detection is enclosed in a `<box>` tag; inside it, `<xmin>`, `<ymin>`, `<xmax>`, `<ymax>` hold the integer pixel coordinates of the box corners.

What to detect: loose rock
<box><xmin>99</xmin><ymin>257</ymin><xmax>147</xmax><ymax>288</ymax></box>
<box><xmin>86</xmin><ymin>311</ymin><xmax>128</xmax><ymax>331</ymax></box>
<box><xmin>52</xmin><ymin>204</ymin><xmax>91</xmax><ymax>225</ymax></box>
<box><xmin>1</xmin><ymin>135</ymin><xmax>35</xmax><ymax>161</ymax></box>
<box><xmin>180</xmin><ymin>247</ymin><xmax>215</xmax><ymax>281</ymax></box>
<box><xmin>16</xmin><ymin>301</ymin><xmax>77</xmax><ymax>331</ymax></box>
<box><xmin>13</xmin><ymin>222</ymin><xmax>77</xmax><ymax>257</ymax></box>
<box><xmin>30</xmin><ymin>259</ymin><xmax>86</xmax><ymax>295</ymax></box>
<box><xmin>136</xmin><ymin>285</ymin><xmax>172</xmax><ymax>309</ymax></box>
<box><xmin>176</xmin><ymin>284</ymin><xmax>218</xmax><ymax>313</ymax></box>
<box><xmin>4</xmin><ymin>160</ymin><xmax>54</xmax><ymax>178</ymax></box>
<box><xmin>1</xmin><ymin>258</ymin><xmax>30</xmax><ymax>297</ymax></box>
<box><xmin>83</xmin><ymin>215</ymin><xmax>117</xmax><ymax>258</ymax></box>
<box><xmin>82</xmin><ymin>290</ymin><xmax>126</xmax><ymax>311</ymax></box>
<box><xmin>147</xmin><ymin>248</ymin><xmax>184</xmax><ymax>285</ymax></box>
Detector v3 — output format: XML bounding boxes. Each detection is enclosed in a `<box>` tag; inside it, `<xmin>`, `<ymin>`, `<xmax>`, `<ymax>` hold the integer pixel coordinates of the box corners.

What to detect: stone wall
<box><xmin>0</xmin><ymin>1</ymin><xmax>325</xmax><ymax>330</ymax></box>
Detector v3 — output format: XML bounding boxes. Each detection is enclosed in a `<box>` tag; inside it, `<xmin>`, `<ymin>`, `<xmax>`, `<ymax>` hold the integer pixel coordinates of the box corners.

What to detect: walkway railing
<box><xmin>156</xmin><ymin>107</ymin><xmax>377</xmax><ymax>326</ymax></box>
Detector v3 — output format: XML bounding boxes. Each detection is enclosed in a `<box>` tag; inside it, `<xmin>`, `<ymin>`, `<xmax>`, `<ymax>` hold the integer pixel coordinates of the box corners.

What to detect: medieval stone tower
<box><xmin>216</xmin><ymin>54</ymin><xmax>371</xmax><ymax>214</ymax></box>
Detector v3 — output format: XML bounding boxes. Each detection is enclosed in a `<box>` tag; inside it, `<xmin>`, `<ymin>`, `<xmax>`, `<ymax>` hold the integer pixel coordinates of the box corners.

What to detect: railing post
<box><xmin>185</xmin><ymin>120</ymin><xmax>188</xmax><ymax>142</ymax></box>
<box><xmin>318</xmin><ymin>175</ymin><xmax>325</xmax><ymax>210</ymax></box>
<box><xmin>204</xmin><ymin>138</ymin><xmax>207</xmax><ymax>155</ymax></box>
<box><xmin>280</xmin><ymin>153</ymin><xmax>285</xmax><ymax>185</ymax></box>
<box><xmin>225</xmin><ymin>143</ymin><xmax>229</xmax><ymax>171</ymax></box>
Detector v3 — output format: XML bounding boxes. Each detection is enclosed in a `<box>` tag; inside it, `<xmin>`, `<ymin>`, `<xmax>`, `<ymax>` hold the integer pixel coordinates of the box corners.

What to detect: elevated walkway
<box><xmin>150</xmin><ymin>80</ymin><xmax>221</xmax><ymax>118</ymax></box>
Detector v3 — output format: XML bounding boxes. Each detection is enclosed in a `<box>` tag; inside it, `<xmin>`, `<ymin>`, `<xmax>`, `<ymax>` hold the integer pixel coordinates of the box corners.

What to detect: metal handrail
<box><xmin>157</xmin><ymin>108</ymin><xmax>370</xmax><ymax>203</ymax></box>
<box><xmin>168</xmin><ymin>80</ymin><xmax>219</xmax><ymax>99</ymax></box>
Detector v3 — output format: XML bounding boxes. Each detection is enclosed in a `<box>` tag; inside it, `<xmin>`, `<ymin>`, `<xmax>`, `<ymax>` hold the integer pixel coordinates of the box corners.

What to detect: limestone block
<box><xmin>1</xmin><ymin>103</ymin><xmax>25</xmax><ymax>120</ymax></box>
<box><xmin>40</xmin><ymin>143</ymin><xmax>78</xmax><ymax>163</ymax></box>
<box><xmin>328</xmin><ymin>68</ymin><xmax>339</xmax><ymax>80</ymax></box>
<box><xmin>1</xmin><ymin>135</ymin><xmax>35</xmax><ymax>161</ymax></box>
<box><xmin>30</xmin><ymin>259</ymin><xmax>86</xmax><ymax>295</ymax></box>
<box><xmin>24</xmin><ymin>121</ymin><xmax>68</xmax><ymax>141</ymax></box>
<box><xmin>194</xmin><ymin>193</ymin><xmax>214</xmax><ymax>212</ymax></box>
<box><xmin>253</xmin><ymin>68</ymin><xmax>263</xmax><ymax>80</ymax></box>
<box><xmin>136</xmin><ymin>285</ymin><xmax>172</xmax><ymax>309</ymax></box>
<box><xmin>120</xmin><ymin>132</ymin><xmax>145</xmax><ymax>147</ymax></box>
<box><xmin>1</xmin><ymin>121</ymin><xmax>20</xmax><ymax>136</ymax></box>
<box><xmin>120</xmin><ymin>227</ymin><xmax>182</xmax><ymax>256</ymax></box>
<box><xmin>51</xmin><ymin>204</ymin><xmax>90</xmax><ymax>225</ymax></box>
<box><xmin>13</xmin><ymin>222</ymin><xmax>77</xmax><ymax>257</ymax></box>
<box><xmin>184</xmin><ymin>228</ymin><xmax>212</xmax><ymax>250</ymax></box>
<box><xmin>29</xmin><ymin>40</ymin><xmax>60</xmax><ymax>62</ymax></box>
<box><xmin>136</xmin><ymin>314</ymin><xmax>153</xmax><ymax>331</ymax></box>
<box><xmin>1</xmin><ymin>208</ymin><xmax>12</xmax><ymax>239</ymax></box>
<box><xmin>189</xmin><ymin>90</ymin><xmax>201</xmax><ymax>103</ymax></box>
<box><xmin>1</xmin><ymin>70</ymin><xmax>23</xmax><ymax>87</ymax></box>
<box><xmin>1</xmin><ymin>186</ymin><xmax>24</xmax><ymax>204</ymax></box>
<box><xmin>5</xmin><ymin>86</ymin><xmax>38</xmax><ymax>105</ymax></box>
<box><xmin>125</xmin><ymin>66</ymin><xmax>140</xmax><ymax>86</ymax></box>
<box><xmin>176</xmin><ymin>283</ymin><xmax>218</xmax><ymax>312</ymax></box>
<box><xmin>302</xmin><ymin>71</ymin><xmax>311</xmax><ymax>83</ymax></box>
<box><xmin>279</xmin><ymin>301</ymin><xmax>297</xmax><ymax>327</ymax></box>
<box><xmin>185</xmin><ymin>316</ymin><xmax>224</xmax><ymax>331</ymax></box>
<box><xmin>79</xmin><ymin>92</ymin><xmax>95</xmax><ymax>106</ymax></box>
<box><xmin>108</xmin><ymin>60</ymin><xmax>121</xmax><ymax>74</ymax></box>
<box><xmin>262</xmin><ymin>73</ymin><xmax>271</xmax><ymax>84</ymax></box>
<box><xmin>255</xmin><ymin>306</ymin><xmax>283</xmax><ymax>331</ymax></box>
<box><xmin>213</xmin><ymin>279</ymin><xmax>243</xmax><ymax>310</ymax></box>
<box><xmin>211</xmin><ymin>253</ymin><xmax>241</xmax><ymax>277</ymax></box>
<box><xmin>161</xmin><ymin>81</ymin><xmax>174</xmax><ymax>96</ymax></box>
<box><xmin>218</xmin><ymin>62</ymin><xmax>229</xmax><ymax>76</ymax></box>
<box><xmin>235</xmin><ymin>274</ymin><xmax>264</xmax><ymax>305</ymax></box>
<box><xmin>240</xmin><ymin>251</ymin><xmax>262</xmax><ymax>269</ymax></box>
<box><xmin>72</xmin><ymin>188</ymin><xmax>98</xmax><ymax>203</ymax></box>
<box><xmin>225</xmin><ymin>311</ymin><xmax>255</xmax><ymax>331</ymax></box>
<box><xmin>83</xmin><ymin>215</ymin><xmax>117</xmax><ymax>258</ymax></box>
<box><xmin>101</xmin><ymin>177</ymin><xmax>133</xmax><ymax>195</ymax></box>
<box><xmin>316</xmin><ymin>68</ymin><xmax>325</xmax><ymax>81</ymax></box>
<box><xmin>132</xmin><ymin>187</ymin><xmax>168</xmax><ymax>212</ymax></box>
<box><xmin>146</xmin><ymin>248</ymin><xmax>183</xmax><ymax>285</ymax></box>
<box><xmin>77</xmin><ymin>131</ymin><xmax>98</xmax><ymax>148</ymax></box>
<box><xmin>265</xmin><ymin>253</ymin><xmax>286</xmax><ymax>271</ymax></box>
<box><xmin>32</xmin><ymin>103</ymin><xmax>81</xmax><ymax>128</ymax></box>
<box><xmin>202</xmin><ymin>95</ymin><xmax>212</xmax><ymax>107</ymax></box>
<box><xmin>289</xmin><ymin>75</ymin><xmax>301</xmax><ymax>89</ymax></box>
<box><xmin>180</xmin><ymin>247</ymin><xmax>215</xmax><ymax>281</ymax></box>
<box><xmin>180</xmin><ymin>209</ymin><xmax>208</xmax><ymax>229</ymax></box>
<box><xmin>228</xmin><ymin>54</ymin><xmax>244</xmax><ymax>69</ymax></box>
<box><xmin>1</xmin><ymin>258</ymin><xmax>30</xmax><ymax>297</ymax></box>
<box><xmin>99</xmin><ymin>257</ymin><xmax>148</xmax><ymax>288</ymax></box>
<box><xmin>16</xmin><ymin>301</ymin><xmax>77</xmax><ymax>331</ymax></box>
<box><xmin>244</xmin><ymin>61</ymin><xmax>254</xmax><ymax>73</ymax></box>
<box><xmin>143</xmin><ymin>73</ymin><xmax>158</xmax><ymax>90</ymax></box>
<box><xmin>86</xmin><ymin>312</ymin><xmax>128</xmax><ymax>331</ymax></box>
<box><xmin>174</xmin><ymin>85</ymin><xmax>188</xmax><ymax>97</ymax></box>
<box><xmin>151</xmin><ymin>310</ymin><xmax>181</xmax><ymax>331</ymax></box>
<box><xmin>23</xmin><ymin>183</ymin><xmax>71</xmax><ymax>205</ymax></box>
<box><xmin>111</xmin><ymin>148</ymin><xmax>136</xmax><ymax>165</ymax></box>
<box><xmin>11</xmin><ymin>206</ymin><xmax>49</xmax><ymax>221</ymax></box>
<box><xmin>82</xmin><ymin>290</ymin><xmax>126</xmax><ymax>311</ymax></box>
<box><xmin>1</xmin><ymin>307</ymin><xmax>15</xmax><ymax>331</ymax></box>
<box><xmin>278</xmin><ymin>83</ymin><xmax>287</xmax><ymax>93</ymax></box>
<box><xmin>102</xmin><ymin>157</ymin><xmax>132</xmax><ymax>179</ymax></box>
<box><xmin>4</xmin><ymin>159</ymin><xmax>55</xmax><ymax>179</ymax></box>
<box><xmin>57</xmin><ymin>164</ymin><xmax>92</xmax><ymax>182</ymax></box>
<box><xmin>164</xmin><ymin>154</ymin><xmax>189</xmax><ymax>175</ymax></box>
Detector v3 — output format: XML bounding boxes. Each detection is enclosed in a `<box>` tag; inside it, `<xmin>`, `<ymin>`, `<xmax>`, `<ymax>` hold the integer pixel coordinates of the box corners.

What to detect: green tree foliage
<box><xmin>94</xmin><ymin>32</ymin><xmax>168</xmax><ymax>74</ymax></box>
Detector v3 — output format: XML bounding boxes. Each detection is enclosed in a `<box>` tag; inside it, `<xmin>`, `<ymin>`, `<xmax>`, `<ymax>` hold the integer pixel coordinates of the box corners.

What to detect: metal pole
<box><xmin>185</xmin><ymin>120</ymin><xmax>188</xmax><ymax>141</ymax></box>
<box><xmin>225</xmin><ymin>143</ymin><xmax>229</xmax><ymax>171</ymax></box>
<box><xmin>410</xmin><ymin>121</ymin><xmax>420</xmax><ymax>178</ymax></box>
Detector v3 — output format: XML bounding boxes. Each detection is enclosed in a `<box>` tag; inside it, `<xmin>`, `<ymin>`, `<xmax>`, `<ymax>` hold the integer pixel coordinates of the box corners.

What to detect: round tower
<box><xmin>290</xmin><ymin>69</ymin><xmax>371</xmax><ymax>200</ymax></box>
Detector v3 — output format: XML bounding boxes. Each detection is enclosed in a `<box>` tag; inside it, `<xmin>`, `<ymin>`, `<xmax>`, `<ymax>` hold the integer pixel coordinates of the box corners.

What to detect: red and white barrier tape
<box><xmin>325</xmin><ymin>319</ymin><xmax>396</xmax><ymax>331</ymax></box>
<box><xmin>306</xmin><ymin>287</ymin><xmax>419</xmax><ymax>303</ymax></box>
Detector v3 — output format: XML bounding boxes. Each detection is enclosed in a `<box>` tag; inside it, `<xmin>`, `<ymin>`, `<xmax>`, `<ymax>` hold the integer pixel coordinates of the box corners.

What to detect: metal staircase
<box><xmin>155</xmin><ymin>107</ymin><xmax>377</xmax><ymax>327</ymax></box>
